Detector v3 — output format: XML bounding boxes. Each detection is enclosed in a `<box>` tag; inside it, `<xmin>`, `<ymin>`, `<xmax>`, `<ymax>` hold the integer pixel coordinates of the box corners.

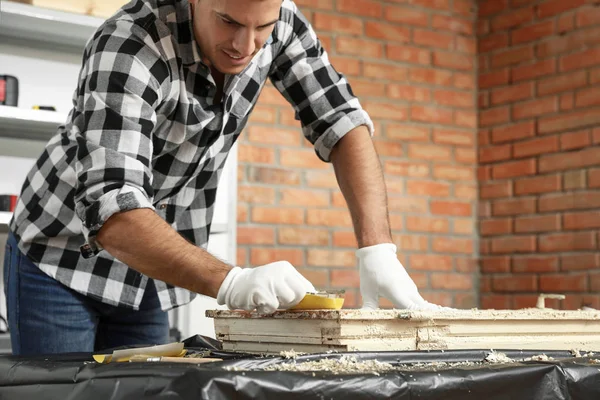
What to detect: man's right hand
<box><xmin>216</xmin><ymin>261</ymin><xmax>316</xmax><ymax>314</ymax></box>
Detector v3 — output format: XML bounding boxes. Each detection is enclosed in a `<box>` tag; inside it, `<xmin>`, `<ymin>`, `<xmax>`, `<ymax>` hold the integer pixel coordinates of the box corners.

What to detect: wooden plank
<box><xmin>218</xmin><ymin>334</ymin><xmax>335</xmax><ymax>345</ymax></box>
<box><xmin>208</xmin><ymin>308</ymin><xmax>600</xmax><ymax>354</ymax></box>
<box><xmin>208</xmin><ymin>308</ymin><xmax>600</xmax><ymax>321</ymax></box>
<box><xmin>422</xmin><ymin>320</ymin><xmax>600</xmax><ymax>336</ymax></box>
<box><xmin>218</xmin><ymin>332</ymin><xmax>418</xmax><ymax>346</ymax></box>
<box><xmin>398</xmin><ymin>309</ymin><xmax>600</xmax><ymax>322</ymax></box>
<box><xmin>215</xmin><ymin>319</ymin><xmax>420</xmax><ymax>339</ymax></box>
<box><xmin>417</xmin><ymin>334</ymin><xmax>600</xmax><ymax>351</ymax></box>
<box><xmin>221</xmin><ymin>332</ymin><xmax>600</xmax><ymax>354</ymax></box>
<box><xmin>206</xmin><ymin>309</ymin><xmax>402</xmax><ymax>320</ymax></box>
<box><xmin>222</xmin><ymin>341</ymin><xmax>348</xmax><ymax>354</ymax></box>
<box><xmin>222</xmin><ymin>337</ymin><xmax>417</xmax><ymax>354</ymax></box>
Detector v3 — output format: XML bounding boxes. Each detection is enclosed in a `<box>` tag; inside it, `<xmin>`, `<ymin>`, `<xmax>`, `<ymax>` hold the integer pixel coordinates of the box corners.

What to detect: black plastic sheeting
<box><xmin>0</xmin><ymin>336</ymin><xmax>599</xmax><ymax>400</ymax></box>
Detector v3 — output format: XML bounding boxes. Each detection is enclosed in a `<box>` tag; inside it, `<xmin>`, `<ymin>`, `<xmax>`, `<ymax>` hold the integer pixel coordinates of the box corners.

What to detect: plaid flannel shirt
<box><xmin>10</xmin><ymin>0</ymin><xmax>373</xmax><ymax>311</ymax></box>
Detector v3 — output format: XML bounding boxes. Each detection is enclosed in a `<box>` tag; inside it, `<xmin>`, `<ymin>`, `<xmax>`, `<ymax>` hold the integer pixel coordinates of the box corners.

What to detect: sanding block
<box><xmin>290</xmin><ymin>290</ymin><xmax>345</xmax><ymax>310</ymax></box>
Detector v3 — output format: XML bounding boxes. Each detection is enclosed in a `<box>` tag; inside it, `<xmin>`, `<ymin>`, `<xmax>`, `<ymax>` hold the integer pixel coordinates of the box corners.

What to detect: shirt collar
<box><xmin>176</xmin><ymin>1</ymin><xmax>203</xmax><ymax>67</ymax></box>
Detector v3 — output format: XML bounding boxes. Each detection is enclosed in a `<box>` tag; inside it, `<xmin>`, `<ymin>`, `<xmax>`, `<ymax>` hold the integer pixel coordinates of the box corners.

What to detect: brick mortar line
<box><xmin>246</xmin><ymin>117</ymin><xmax>478</xmax><ymax>130</ymax></box>
<box><xmin>241</xmin><ymin>223</ymin><xmax>480</xmax><ymax>234</ymax></box>
<box><xmin>477</xmin><ymin>3</ymin><xmax>593</xmax><ymax>27</ymax></box>
<box><xmin>260</xmin><ymin>78</ymin><xmax>478</xmax><ymax>96</ymax></box>
<box><xmin>245</xmin><ymin>120</ymin><xmax>479</xmax><ymax>135</ymax></box>
<box><xmin>479</xmin><ymin>151</ymin><xmax>599</xmax><ymax>162</ymax></box>
<box><xmin>480</xmin><ymin>167</ymin><xmax>599</xmax><ymax>177</ymax></box>
<box><xmin>316</xmin><ymin>39</ymin><xmax>478</xmax><ymax>73</ymax></box>
<box><xmin>241</xmin><ymin>156</ymin><xmax>479</xmax><ymax>168</ymax></box>
<box><xmin>245</xmin><ymin>212</ymin><xmax>479</xmax><ymax>222</ymax></box>
<box><xmin>478</xmin><ymin>70</ymin><xmax>599</xmax><ymax>91</ymax></box>
<box><xmin>312</xmin><ymin>26</ymin><xmax>477</xmax><ymax>51</ymax></box>
<box><xmin>237</xmin><ymin>244</ymin><xmax>479</xmax><ymax>258</ymax></box>
<box><xmin>479</xmin><ymin>112</ymin><xmax>600</xmax><ymax>130</ymax></box>
<box><xmin>481</xmin><ymin>230</ymin><xmax>600</xmax><ymax>238</ymax></box>
<box><xmin>322</xmin><ymin>2</ymin><xmax>477</xmax><ymax>20</ymax></box>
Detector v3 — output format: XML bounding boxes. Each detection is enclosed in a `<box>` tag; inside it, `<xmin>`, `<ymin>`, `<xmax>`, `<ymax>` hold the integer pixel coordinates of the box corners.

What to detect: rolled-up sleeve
<box><xmin>73</xmin><ymin>21</ymin><xmax>168</xmax><ymax>257</ymax></box>
<box><xmin>269</xmin><ymin>1</ymin><xmax>374</xmax><ymax>162</ymax></box>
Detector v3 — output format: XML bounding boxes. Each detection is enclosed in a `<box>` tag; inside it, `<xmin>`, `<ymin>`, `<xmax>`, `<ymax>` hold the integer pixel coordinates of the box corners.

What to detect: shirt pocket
<box><xmin>229</xmin><ymin>65</ymin><xmax>269</xmax><ymax>120</ymax></box>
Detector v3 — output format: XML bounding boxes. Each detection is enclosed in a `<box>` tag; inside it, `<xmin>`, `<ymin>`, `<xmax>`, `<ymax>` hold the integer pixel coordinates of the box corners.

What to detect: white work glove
<box><xmin>357</xmin><ymin>243</ymin><xmax>446</xmax><ymax>311</ymax></box>
<box><xmin>216</xmin><ymin>261</ymin><xmax>316</xmax><ymax>314</ymax></box>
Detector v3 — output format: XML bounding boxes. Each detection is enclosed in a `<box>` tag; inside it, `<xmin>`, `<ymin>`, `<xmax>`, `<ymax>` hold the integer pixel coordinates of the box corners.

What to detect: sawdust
<box><xmin>280</xmin><ymin>350</ymin><xmax>304</xmax><ymax>360</ymax></box>
<box><xmin>223</xmin><ymin>350</ymin><xmax>583</xmax><ymax>374</ymax></box>
<box><xmin>485</xmin><ymin>351</ymin><xmax>514</xmax><ymax>363</ymax></box>
<box><xmin>524</xmin><ymin>354</ymin><xmax>553</xmax><ymax>362</ymax></box>
<box><xmin>484</xmin><ymin>351</ymin><xmax>556</xmax><ymax>363</ymax></box>
<box><xmin>571</xmin><ymin>350</ymin><xmax>596</xmax><ymax>358</ymax></box>
<box><xmin>263</xmin><ymin>355</ymin><xmax>397</xmax><ymax>375</ymax></box>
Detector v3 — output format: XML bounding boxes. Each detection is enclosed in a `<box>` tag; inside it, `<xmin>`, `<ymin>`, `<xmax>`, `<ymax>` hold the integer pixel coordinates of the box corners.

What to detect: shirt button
<box><xmin>159</xmin><ymin>204</ymin><xmax>167</xmax><ymax>209</ymax></box>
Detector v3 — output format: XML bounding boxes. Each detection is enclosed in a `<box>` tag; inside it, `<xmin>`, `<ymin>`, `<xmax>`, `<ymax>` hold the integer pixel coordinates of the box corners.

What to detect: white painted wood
<box><xmin>221</xmin><ymin>338</ymin><xmax>417</xmax><ymax>354</ymax></box>
<box><xmin>0</xmin><ymin>213</ymin><xmax>11</xmax><ymax>226</ymax></box>
<box><xmin>208</xmin><ymin>309</ymin><xmax>600</xmax><ymax>354</ymax></box>
<box><xmin>0</xmin><ymin>106</ymin><xmax>66</xmax><ymax>142</ymax></box>
<box><xmin>0</xmin><ymin>1</ymin><xmax>102</xmax><ymax>52</ymax></box>
<box><xmin>416</xmin><ymin>333</ymin><xmax>600</xmax><ymax>351</ymax></box>
<box><xmin>0</xmin><ymin>155</ymin><xmax>37</xmax><ymax>216</ymax></box>
<box><xmin>222</xmin><ymin>342</ymin><xmax>347</xmax><ymax>354</ymax></box>
<box><xmin>208</xmin><ymin>308</ymin><xmax>600</xmax><ymax>321</ymax></box>
<box><xmin>213</xmin><ymin>318</ymin><xmax>419</xmax><ymax>339</ymax></box>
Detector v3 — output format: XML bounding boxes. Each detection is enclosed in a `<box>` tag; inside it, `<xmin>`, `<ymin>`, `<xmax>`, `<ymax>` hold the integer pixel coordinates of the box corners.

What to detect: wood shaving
<box><xmin>262</xmin><ymin>355</ymin><xmax>396</xmax><ymax>375</ymax></box>
<box><xmin>524</xmin><ymin>354</ymin><xmax>553</xmax><ymax>362</ymax></box>
<box><xmin>280</xmin><ymin>350</ymin><xmax>303</xmax><ymax>359</ymax></box>
<box><xmin>223</xmin><ymin>350</ymin><xmax>598</xmax><ymax>374</ymax></box>
<box><xmin>485</xmin><ymin>351</ymin><xmax>514</xmax><ymax>363</ymax></box>
<box><xmin>396</xmin><ymin>360</ymin><xmax>480</xmax><ymax>371</ymax></box>
<box><xmin>571</xmin><ymin>350</ymin><xmax>596</xmax><ymax>358</ymax></box>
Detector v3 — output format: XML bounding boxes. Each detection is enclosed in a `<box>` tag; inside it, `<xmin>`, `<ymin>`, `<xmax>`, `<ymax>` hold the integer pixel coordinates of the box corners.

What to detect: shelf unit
<box><xmin>0</xmin><ymin>212</ymin><xmax>11</xmax><ymax>226</ymax></box>
<box><xmin>0</xmin><ymin>1</ymin><xmax>102</xmax><ymax>53</ymax></box>
<box><xmin>0</xmin><ymin>333</ymin><xmax>11</xmax><ymax>354</ymax></box>
<box><xmin>0</xmin><ymin>105</ymin><xmax>67</xmax><ymax>142</ymax></box>
<box><xmin>0</xmin><ymin>212</ymin><xmax>11</xmax><ymax>233</ymax></box>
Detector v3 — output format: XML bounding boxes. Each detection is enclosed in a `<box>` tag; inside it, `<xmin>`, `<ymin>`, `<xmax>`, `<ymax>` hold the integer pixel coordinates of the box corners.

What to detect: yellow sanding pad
<box><xmin>290</xmin><ymin>292</ymin><xmax>345</xmax><ymax>310</ymax></box>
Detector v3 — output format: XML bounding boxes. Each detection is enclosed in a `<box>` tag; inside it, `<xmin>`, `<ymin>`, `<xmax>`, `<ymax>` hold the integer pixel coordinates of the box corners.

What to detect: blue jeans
<box><xmin>3</xmin><ymin>232</ymin><xmax>170</xmax><ymax>356</ymax></box>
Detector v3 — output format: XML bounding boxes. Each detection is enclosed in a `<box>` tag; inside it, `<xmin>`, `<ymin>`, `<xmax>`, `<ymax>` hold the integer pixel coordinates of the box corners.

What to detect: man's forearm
<box><xmin>96</xmin><ymin>208</ymin><xmax>231</xmax><ymax>298</ymax></box>
<box><xmin>330</xmin><ymin>126</ymin><xmax>392</xmax><ymax>248</ymax></box>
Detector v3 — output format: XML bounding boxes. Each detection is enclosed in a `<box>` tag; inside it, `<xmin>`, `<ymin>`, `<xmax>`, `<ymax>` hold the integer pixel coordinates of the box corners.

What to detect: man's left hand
<box><xmin>357</xmin><ymin>243</ymin><xmax>450</xmax><ymax>311</ymax></box>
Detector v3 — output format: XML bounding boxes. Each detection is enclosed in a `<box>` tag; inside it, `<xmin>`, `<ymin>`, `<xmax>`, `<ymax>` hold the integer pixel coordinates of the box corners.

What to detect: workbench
<box><xmin>0</xmin><ymin>336</ymin><xmax>598</xmax><ymax>399</ymax></box>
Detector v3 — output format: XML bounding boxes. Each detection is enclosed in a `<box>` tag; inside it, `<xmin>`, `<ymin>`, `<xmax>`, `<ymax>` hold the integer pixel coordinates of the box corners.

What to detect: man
<box><xmin>4</xmin><ymin>0</ymin><xmax>441</xmax><ymax>356</ymax></box>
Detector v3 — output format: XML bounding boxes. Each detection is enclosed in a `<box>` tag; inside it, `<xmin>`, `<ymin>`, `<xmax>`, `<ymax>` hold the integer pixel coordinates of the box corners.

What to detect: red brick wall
<box><xmin>478</xmin><ymin>0</ymin><xmax>600</xmax><ymax>310</ymax></box>
<box><xmin>236</xmin><ymin>0</ymin><xmax>479</xmax><ymax>308</ymax></box>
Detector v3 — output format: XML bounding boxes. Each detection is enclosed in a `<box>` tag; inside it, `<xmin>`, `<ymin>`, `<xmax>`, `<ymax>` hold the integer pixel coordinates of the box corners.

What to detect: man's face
<box><xmin>189</xmin><ymin>0</ymin><xmax>281</xmax><ymax>75</ymax></box>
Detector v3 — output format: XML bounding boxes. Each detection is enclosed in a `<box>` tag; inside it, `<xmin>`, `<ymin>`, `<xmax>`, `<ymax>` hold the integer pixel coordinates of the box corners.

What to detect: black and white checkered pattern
<box><xmin>10</xmin><ymin>0</ymin><xmax>373</xmax><ymax>311</ymax></box>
